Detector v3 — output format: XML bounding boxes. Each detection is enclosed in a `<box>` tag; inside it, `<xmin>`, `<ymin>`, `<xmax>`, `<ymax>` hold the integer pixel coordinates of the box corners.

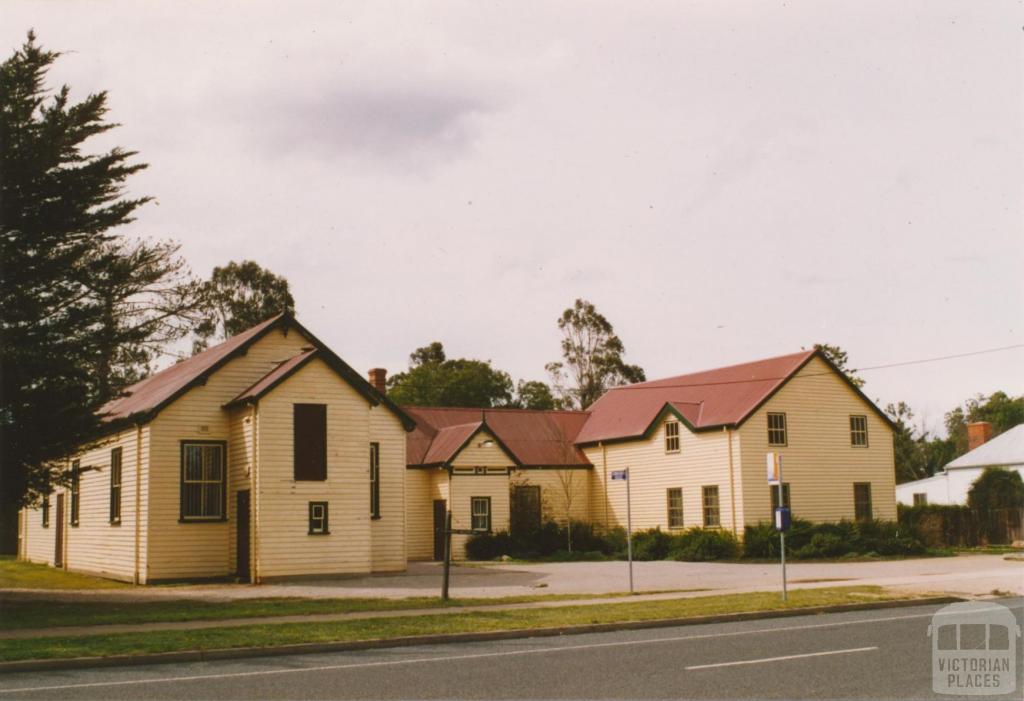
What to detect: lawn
<box><xmin>0</xmin><ymin>556</ymin><xmax>129</xmax><ymax>590</ymax></box>
<box><xmin>0</xmin><ymin>585</ymin><xmax>915</xmax><ymax>662</ymax></box>
<box><xmin>0</xmin><ymin>591</ymin><xmax>654</xmax><ymax>631</ymax></box>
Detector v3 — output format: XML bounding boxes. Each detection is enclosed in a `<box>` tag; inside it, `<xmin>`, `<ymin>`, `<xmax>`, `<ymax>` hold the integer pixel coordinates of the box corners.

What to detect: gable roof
<box><xmin>574</xmin><ymin>348</ymin><xmax>893</xmax><ymax>445</ymax></box>
<box><xmin>224</xmin><ymin>348</ymin><xmax>318</xmax><ymax>408</ymax></box>
<box><xmin>405</xmin><ymin>406</ymin><xmax>591</xmax><ymax>468</ymax></box>
<box><xmin>945</xmin><ymin>424</ymin><xmax>1024</xmax><ymax>470</ymax></box>
<box><xmin>99</xmin><ymin>314</ymin><xmax>415</xmax><ymax>431</ymax></box>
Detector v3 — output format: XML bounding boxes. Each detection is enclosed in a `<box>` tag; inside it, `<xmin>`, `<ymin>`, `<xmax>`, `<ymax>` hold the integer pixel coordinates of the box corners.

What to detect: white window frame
<box><xmin>180</xmin><ymin>442</ymin><xmax>226</xmax><ymax>522</ymax></box>
<box><xmin>665</xmin><ymin>421</ymin><xmax>680</xmax><ymax>453</ymax></box>
<box><xmin>767</xmin><ymin>413</ymin><xmax>787</xmax><ymax>447</ymax></box>
<box><xmin>471</xmin><ymin>496</ymin><xmax>491</xmax><ymax>532</ymax></box>
<box><xmin>667</xmin><ymin>487</ymin><xmax>684</xmax><ymax>529</ymax></box>
<box><xmin>850</xmin><ymin>415</ymin><xmax>869</xmax><ymax>447</ymax></box>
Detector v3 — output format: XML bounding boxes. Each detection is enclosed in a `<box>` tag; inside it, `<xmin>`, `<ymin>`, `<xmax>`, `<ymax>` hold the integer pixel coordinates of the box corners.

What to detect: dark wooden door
<box><xmin>511</xmin><ymin>485</ymin><xmax>542</xmax><ymax>534</ymax></box>
<box><xmin>433</xmin><ymin>499</ymin><xmax>447</xmax><ymax>561</ymax></box>
<box><xmin>236</xmin><ymin>490</ymin><xmax>251</xmax><ymax>582</ymax></box>
<box><xmin>54</xmin><ymin>494</ymin><xmax>64</xmax><ymax>568</ymax></box>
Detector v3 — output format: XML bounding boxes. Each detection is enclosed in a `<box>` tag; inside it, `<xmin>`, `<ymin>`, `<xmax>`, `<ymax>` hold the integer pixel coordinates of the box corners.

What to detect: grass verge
<box><xmin>0</xmin><ymin>586</ymin><xmax>911</xmax><ymax>662</ymax></box>
<box><xmin>0</xmin><ymin>591</ymin><xmax>715</xmax><ymax>631</ymax></box>
<box><xmin>0</xmin><ymin>556</ymin><xmax>128</xmax><ymax>591</ymax></box>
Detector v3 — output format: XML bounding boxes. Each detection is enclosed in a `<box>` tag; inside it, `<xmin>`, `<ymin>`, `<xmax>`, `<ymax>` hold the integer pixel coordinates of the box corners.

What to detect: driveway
<box><xmin>5</xmin><ymin>555</ymin><xmax>1021</xmax><ymax>603</ymax></box>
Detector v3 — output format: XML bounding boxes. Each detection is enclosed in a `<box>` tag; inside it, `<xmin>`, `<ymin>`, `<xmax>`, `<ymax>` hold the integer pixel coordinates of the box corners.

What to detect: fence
<box><xmin>898</xmin><ymin>504</ymin><xmax>1024</xmax><ymax>547</ymax></box>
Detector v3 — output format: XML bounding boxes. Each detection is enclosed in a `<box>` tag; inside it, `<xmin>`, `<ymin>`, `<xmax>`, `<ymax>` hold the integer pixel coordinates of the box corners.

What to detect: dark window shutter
<box><xmin>294</xmin><ymin>404</ymin><xmax>327</xmax><ymax>480</ymax></box>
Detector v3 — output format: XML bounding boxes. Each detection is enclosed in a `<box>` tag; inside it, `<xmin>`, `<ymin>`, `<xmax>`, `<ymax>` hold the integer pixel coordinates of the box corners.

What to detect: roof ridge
<box><xmin>610</xmin><ymin>349</ymin><xmax>815</xmax><ymax>390</ymax></box>
<box><xmin>403</xmin><ymin>405</ymin><xmax>590</xmax><ymax>415</ymax></box>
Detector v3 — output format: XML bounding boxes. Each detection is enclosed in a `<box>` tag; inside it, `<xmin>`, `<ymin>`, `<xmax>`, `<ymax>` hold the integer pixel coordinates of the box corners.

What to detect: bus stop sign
<box><xmin>774</xmin><ymin>506</ymin><xmax>791</xmax><ymax>532</ymax></box>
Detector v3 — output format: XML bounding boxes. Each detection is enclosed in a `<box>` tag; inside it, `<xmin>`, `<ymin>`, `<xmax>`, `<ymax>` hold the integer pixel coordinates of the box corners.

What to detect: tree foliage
<box><xmin>944</xmin><ymin>391</ymin><xmax>1024</xmax><ymax>455</ymax></box>
<box><xmin>513</xmin><ymin>380</ymin><xmax>557</xmax><ymax>410</ymax></box>
<box><xmin>885</xmin><ymin>402</ymin><xmax>928</xmax><ymax>484</ymax></box>
<box><xmin>1</xmin><ymin>32</ymin><xmax>199</xmax><ymax>511</ymax></box>
<box><xmin>814</xmin><ymin>343</ymin><xmax>864</xmax><ymax>388</ymax></box>
<box><xmin>967</xmin><ymin>468</ymin><xmax>1024</xmax><ymax>513</ymax></box>
<box><xmin>546</xmin><ymin>299</ymin><xmax>645</xmax><ymax>409</ymax></box>
<box><xmin>387</xmin><ymin>343</ymin><xmax>516</xmax><ymax>408</ymax></box>
<box><xmin>193</xmin><ymin>260</ymin><xmax>295</xmax><ymax>351</ymax></box>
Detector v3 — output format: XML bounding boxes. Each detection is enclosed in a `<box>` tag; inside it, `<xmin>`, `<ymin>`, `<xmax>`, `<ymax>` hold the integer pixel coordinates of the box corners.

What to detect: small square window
<box><xmin>308</xmin><ymin>501</ymin><xmax>329</xmax><ymax>534</ymax></box>
<box><xmin>767</xmin><ymin>413</ymin><xmax>787</xmax><ymax>446</ymax></box>
<box><xmin>665</xmin><ymin>421</ymin><xmax>680</xmax><ymax>453</ymax></box>
<box><xmin>850</xmin><ymin>415</ymin><xmax>868</xmax><ymax>447</ymax></box>
<box><xmin>913</xmin><ymin>493</ymin><xmax>927</xmax><ymax>507</ymax></box>
<box><xmin>471</xmin><ymin>496</ymin><xmax>491</xmax><ymax>532</ymax></box>
<box><xmin>667</xmin><ymin>488</ymin><xmax>684</xmax><ymax>528</ymax></box>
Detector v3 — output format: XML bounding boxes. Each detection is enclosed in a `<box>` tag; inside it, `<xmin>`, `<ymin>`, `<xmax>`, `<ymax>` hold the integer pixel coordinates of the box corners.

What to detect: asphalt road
<box><xmin>2</xmin><ymin>599</ymin><xmax>1021</xmax><ymax>700</ymax></box>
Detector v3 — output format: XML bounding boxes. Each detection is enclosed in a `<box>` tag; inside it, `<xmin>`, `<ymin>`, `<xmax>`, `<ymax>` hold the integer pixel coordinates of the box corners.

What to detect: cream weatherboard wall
<box><xmin>251</xmin><ymin>357</ymin><xmax>406</xmax><ymax>579</ymax></box>
<box><xmin>20</xmin><ymin>426</ymin><xmax>149</xmax><ymax>581</ymax></box>
<box><xmin>509</xmin><ymin>469</ymin><xmax>591</xmax><ymax>525</ymax></box>
<box><xmin>737</xmin><ymin>356</ymin><xmax>896</xmax><ymax>524</ymax></box>
<box><xmin>581</xmin><ymin>417</ymin><xmax>740</xmax><ymax>534</ymax></box>
<box><xmin>145</xmin><ymin>327</ymin><xmax>310</xmax><ymax>581</ymax></box>
<box><xmin>405</xmin><ymin>468</ymin><xmax>440</xmax><ymax>560</ymax></box>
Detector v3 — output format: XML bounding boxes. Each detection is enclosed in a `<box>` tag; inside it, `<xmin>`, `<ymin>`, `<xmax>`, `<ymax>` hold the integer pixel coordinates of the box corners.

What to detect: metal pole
<box><xmin>626</xmin><ymin>467</ymin><xmax>634</xmax><ymax>594</ymax></box>
<box><xmin>442</xmin><ymin>510</ymin><xmax>452</xmax><ymax>602</ymax></box>
<box><xmin>778</xmin><ymin>457</ymin><xmax>787</xmax><ymax>602</ymax></box>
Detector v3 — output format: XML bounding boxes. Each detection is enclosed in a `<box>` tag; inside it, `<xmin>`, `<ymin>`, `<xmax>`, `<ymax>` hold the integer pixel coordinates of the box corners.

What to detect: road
<box><xmin>1</xmin><ymin>599</ymin><xmax>1021</xmax><ymax>700</ymax></box>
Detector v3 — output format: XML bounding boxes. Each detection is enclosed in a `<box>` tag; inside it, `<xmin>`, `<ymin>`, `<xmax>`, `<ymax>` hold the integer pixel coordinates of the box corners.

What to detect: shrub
<box><xmin>745</xmin><ymin>518</ymin><xmax>923</xmax><ymax>560</ymax></box>
<box><xmin>671</xmin><ymin>528</ymin><xmax>739</xmax><ymax>561</ymax></box>
<box><xmin>465</xmin><ymin>530</ymin><xmax>513</xmax><ymax>560</ymax></box>
<box><xmin>629</xmin><ymin>528</ymin><xmax>673</xmax><ymax>561</ymax></box>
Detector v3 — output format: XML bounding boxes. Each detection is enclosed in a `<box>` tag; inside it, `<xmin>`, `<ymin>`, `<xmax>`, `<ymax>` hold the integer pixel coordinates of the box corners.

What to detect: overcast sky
<box><xmin>6</xmin><ymin>1</ymin><xmax>1022</xmax><ymax>435</ymax></box>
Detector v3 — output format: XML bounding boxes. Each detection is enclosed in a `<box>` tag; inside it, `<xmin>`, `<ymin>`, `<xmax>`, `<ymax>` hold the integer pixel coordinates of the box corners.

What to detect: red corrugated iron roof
<box><xmin>574</xmin><ymin>350</ymin><xmax>819</xmax><ymax>444</ymax></box>
<box><xmin>404</xmin><ymin>406</ymin><xmax>591</xmax><ymax>467</ymax></box>
<box><xmin>225</xmin><ymin>348</ymin><xmax>318</xmax><ymax>408</ymax></box>
<box><xmin>99</xmin><ymin>314</ymin><xmax>285</xmax><ymax>423</ymax></box>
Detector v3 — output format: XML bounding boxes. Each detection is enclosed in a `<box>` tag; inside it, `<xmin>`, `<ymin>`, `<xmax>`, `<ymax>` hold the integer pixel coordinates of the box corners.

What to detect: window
<box><xmin>110</xmin><ymin>447</ymin><xmax>122</xmax><ymax>524</ymax></box>
<box><xmin>471</xmin><ymin>496</ymin><xmax>491</xmax><ymax>532</ymax></box>
<box><xmin>70</xmin><ymin>461</ymin><xmax>80</xmax><ymax>526</ymax></box>
<box><xmin>767</xmin><ymin>413</ymin><xmax>787</xmax><ymax>446</ymax></box>
<box><xmin>180</xmin><ymin>442</ymin><xmax>226</xmax><ymax>521</ymax></box>
<box><xmin>854</xmin><ymin>482</ymin><xmax>873</xmax><ymax>522</ymax></box>
<box><xmin>850</xmin><ymin>415</ymin><xmax>868</xmax><ymax>447</ymax></box>
<box><xmin>369</xmin><ymin>442</ymin><xmax>381</xmax><ymax>519</ymax></box>
<box><xmin>665</xmin><ymin>421</ymin><xmax>680</xmax><ymax>453</ymax></box>
<box><xmin>913</xmin><ymin>492</ymin><xmax>928</xmax><ymax>507</ymax></box>
<box><xmin>308</xmin><ymin>501</ymin><xmax>329</xmax><ymax>534</ymax></box>
<box><xmin>770</xmin><ymin>482</ymin><xmax>791</xmax><ymax>511</ymax></box>
<box><xmin>294</xmin><ymin>404</ymin><xmax>327</xmax><ymax>481</ymax></box>
<box><xmin>667</xmin><ymin>488</ymin><xmax>684</xmax><ymax>528</ymax></box>
<box><xmin>41</xmin><ymin>495</ymin><xmax>49</xmax><ymax>528</ymax></box>
<box><xmin>702</xmin><ymin>485</ymin><xmax>720</xmax><ymax>527</ymax></box>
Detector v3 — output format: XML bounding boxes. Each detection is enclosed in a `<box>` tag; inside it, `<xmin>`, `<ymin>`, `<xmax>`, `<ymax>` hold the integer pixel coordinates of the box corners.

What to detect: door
<box><xmin>236</xmin><ymin>490</ymin><xmax>251</xmax><ymax>582</ymax></box>
<box><xmin>54</xmin><ymin>494</ymin><xmax>65</xmax><ymax>568</ymax></box>
<box><xmin>511</xmin><ymin>485</ymin><xmax>542</xmax><ymax>534</ymax></box>
<box><xmin>433</xmin><ymin>499</ymin><xmax>447</xmax><ymax>561</ymax></box>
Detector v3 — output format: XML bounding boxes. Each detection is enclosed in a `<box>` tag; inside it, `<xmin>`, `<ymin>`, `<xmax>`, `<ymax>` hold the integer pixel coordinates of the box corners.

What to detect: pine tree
<box><xmin>0</xmin><ymin>32</ymin><xmax>192</xmax><ymax>521</ymax></box>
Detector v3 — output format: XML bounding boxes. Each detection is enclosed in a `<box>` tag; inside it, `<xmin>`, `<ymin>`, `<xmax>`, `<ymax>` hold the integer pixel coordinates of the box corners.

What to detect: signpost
<box><xmin>440</xmin><ymin>512</ymin><xmax>481</xmax><ymax>601</ymax></box>
<box><xmin>766</xmin><ymin>452</ymin><xmax>789</xmax><ymax>601</ymax></box>
<box><xmin>611</xmin><ymin>468</ymin><xmax>633</xmax><ymax>593</ymax></box>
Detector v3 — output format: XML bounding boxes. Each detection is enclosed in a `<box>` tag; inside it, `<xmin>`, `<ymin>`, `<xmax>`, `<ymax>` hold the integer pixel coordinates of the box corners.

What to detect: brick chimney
<box><xmin>967</xmin><ymin>421</ymin><xmax>994</xmax><ymax>451</ymax></box>
<box><xmin>368</xmin><ymin>368</ymin><xmax>387</xmax><ymax>395</ymax></box>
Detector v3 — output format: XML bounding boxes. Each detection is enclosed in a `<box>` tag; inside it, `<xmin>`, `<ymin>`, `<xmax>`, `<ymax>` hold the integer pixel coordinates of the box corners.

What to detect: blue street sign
<box><xmin>611</xmin><ymin>469</ymin><xmax>628</xmax><ymax>481</ymax></box>
<box><xmin>774</xmin><ymin>506</ymin><xmax>791</xmax><ymax>532</ymax></box>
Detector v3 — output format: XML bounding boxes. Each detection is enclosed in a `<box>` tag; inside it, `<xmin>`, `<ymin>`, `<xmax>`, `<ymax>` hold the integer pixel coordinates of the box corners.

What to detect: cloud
<box><xmin>229</xmin><ymin>82</ymin><xmax>493</xmax><ymax>169</ymax></box>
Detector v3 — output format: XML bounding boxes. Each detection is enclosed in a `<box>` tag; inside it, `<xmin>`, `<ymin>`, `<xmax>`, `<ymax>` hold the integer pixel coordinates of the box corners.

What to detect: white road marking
<box><xmin>685</xmin><ymin>646</ymin><xmax>877</xmax><ymax>670</ymax></box>
<box><xmin>0</xmin><ymin>605</ymin><xmax>1016</xmax><ymax>695</ymax></box>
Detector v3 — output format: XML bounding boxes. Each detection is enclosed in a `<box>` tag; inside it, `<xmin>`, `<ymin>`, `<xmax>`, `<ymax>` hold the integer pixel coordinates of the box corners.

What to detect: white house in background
<box><xmin>896</xmin><ymin>423</ymin><xmax>1024</xmax><ymax>506</ymax></box>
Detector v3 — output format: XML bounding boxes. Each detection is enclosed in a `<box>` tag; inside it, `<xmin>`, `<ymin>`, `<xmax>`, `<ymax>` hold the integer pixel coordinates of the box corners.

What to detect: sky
<box><xmin>6</xmin><ymin>1</ymin><xmax>1022</xmax><ymax>436</ymax></box>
